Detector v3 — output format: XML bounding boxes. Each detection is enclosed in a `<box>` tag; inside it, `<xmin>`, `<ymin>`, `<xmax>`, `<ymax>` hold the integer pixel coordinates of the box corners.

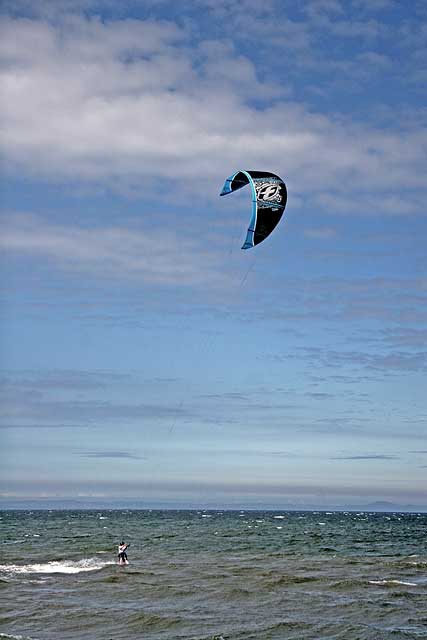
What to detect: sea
<box><xmin>0</xmin><ymin>509</ymin><xmax>426</xmax><ymax>640</ymax></box>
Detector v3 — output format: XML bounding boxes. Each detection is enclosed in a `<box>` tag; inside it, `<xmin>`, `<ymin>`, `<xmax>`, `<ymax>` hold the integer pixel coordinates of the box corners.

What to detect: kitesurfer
<box><xmin>118</xmin><ymin>541</ymin><xmax>129</xmax><ymax>563</ymax></box>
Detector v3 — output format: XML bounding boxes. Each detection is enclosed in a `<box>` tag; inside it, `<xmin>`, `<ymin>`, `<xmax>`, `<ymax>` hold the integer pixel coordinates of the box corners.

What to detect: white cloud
<box><xmin>314</xmin><ymin>191</ymin><xmax>426</xmax><ymax>216</ymax></box>
<box><xmin>304</xmin><ymin>0</ymin><xmax>345</xmax><ymax>19</ymax></box>
<box><xmin>0</xmin><ymin>14</ymin><xmax>426</xmax><ymax>213</ymax></box>
<box><xmin>380</xmin><ymin>328</ymin><xmax>427</xmax><ymax>348</ymax></box>
<box><xmin>0</xmin><ymin>213</ymin><xmax>236</xmax><ymax>288</ymax></box>
<box><xmin>299</xmin><ymin>346</ymin><xmax>427</xmax><ymax>372</ymax></box>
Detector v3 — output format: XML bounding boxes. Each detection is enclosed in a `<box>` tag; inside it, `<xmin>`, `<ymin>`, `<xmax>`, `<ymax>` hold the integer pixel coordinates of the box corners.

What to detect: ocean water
<box><xmin>0</xmin><ymin>510</ymin><xmax>426</xmax><ymax>640</ymax></box>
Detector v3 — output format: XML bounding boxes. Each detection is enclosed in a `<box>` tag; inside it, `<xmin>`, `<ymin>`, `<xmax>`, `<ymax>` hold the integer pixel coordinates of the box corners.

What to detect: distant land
<box><xmin>0</xmin><ymin>498</ymin><xmax>426</xmax><ymax>512</ymax></box>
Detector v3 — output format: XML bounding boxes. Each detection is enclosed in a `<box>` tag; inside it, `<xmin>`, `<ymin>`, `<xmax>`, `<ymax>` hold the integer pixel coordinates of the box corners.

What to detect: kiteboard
<box><xmin>118</xmin><ymin>559</ymin><xmax>129</xmax><ymax>566</ymax></box>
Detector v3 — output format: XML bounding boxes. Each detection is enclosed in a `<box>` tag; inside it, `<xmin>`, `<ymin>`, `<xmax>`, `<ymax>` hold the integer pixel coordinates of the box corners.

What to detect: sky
<box><xmin>0</xmin><ymin>0</ymin><xmax>426</xmax><ymax>510</ymax></box>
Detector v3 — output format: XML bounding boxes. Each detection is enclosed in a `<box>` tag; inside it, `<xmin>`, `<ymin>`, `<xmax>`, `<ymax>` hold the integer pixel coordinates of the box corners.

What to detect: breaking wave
<box><xmin>0</xmin><ymin>558</ymin><xmax>114</xmax><ymax>576</ymax></box>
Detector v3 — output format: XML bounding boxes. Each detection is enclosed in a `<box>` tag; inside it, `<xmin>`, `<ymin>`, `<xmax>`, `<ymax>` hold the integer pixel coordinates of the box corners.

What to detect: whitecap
<box><xmin>0</xmin><ymin>634</ymin><xmax>41</xmax><ymax>639</ymax></box>
<box><xmin>369</xmin><ymin>579</ymin><xmax>417</xmax><ymax>587</ymax></box>
<box><xmin>0</xmin><ymin>558</ymin><xmax>114</xmax><ymax>576</ymax></box>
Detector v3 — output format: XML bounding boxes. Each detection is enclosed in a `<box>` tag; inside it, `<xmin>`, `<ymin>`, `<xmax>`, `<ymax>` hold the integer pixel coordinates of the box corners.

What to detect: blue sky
<box><xmin>1</xmin><ymin>0</ymin><xmax>426</xmax><ymax>509</ymax></box>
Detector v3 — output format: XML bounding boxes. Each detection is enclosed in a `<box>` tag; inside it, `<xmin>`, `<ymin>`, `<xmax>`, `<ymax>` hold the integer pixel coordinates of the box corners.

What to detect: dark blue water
<box><xmin>1</xmin><ymin>510</ymin><xmax>426</xmax><ymax>639</ymax></box>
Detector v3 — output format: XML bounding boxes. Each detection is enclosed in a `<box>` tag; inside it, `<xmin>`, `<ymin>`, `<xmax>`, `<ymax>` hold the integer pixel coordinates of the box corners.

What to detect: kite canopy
<box><xmin>220</xmin><ymin>170</ymin><xmax>287</xmax><ymax>250</ymax></box>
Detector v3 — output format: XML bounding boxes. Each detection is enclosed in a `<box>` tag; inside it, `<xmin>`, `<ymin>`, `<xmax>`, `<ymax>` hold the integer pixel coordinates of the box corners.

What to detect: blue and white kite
<box><xmin>220</xmin><ymin>170</ymin><xmax>287</xmax><ymax>249</ymax></box>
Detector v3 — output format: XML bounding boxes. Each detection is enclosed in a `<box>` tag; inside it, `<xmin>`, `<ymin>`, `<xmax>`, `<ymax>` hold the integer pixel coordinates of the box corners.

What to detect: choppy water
<box><xmin>0</xmin><ymin>510</ymin><xmax>426</xmax><ymax>639</ymax></box>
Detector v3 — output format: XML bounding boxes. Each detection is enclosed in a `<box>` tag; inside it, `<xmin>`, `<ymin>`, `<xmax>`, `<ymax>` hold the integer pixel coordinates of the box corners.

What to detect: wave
<box><xmin>369</xmin><ymin>579</ymin><xmax>418</xmax><ymax>587</ymax></box>
<box><xmin>129</xmin><ymin>611</ymin><xmax>183</xmax><ymax>630</ymax></box>
<box><xmin>0</xmin><ymin>558</ymin><xmax>115</xmax><ymax>575</ymax></box>
<box><xmin>407</xmin><ymin>560</ymin><xmax>427</xmax><ymax>568</ymax></box>
<box><xmin>0</xmin><ymin>634</ymin><xmax>40</xmax><ymax>640</ymax></box>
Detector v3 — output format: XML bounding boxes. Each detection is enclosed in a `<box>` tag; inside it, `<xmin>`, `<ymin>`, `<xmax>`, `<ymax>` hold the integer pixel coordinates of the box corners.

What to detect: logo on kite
<box><xmin>220</xmin><ymin>170</ymin><xmax>287</xmax><ymax>250</ymax></box>
<box><xmin>255</xmin><ymin>183</ymin><xmax>282</xmax><ymax>202</ymax></box>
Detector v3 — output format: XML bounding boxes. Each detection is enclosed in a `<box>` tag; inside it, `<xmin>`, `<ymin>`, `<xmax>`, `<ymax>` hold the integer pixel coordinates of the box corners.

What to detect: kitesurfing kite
<box><xmin>220</xmin><ymin>170</ymin><xmax>287</xmax><ymax>249</ymax></box>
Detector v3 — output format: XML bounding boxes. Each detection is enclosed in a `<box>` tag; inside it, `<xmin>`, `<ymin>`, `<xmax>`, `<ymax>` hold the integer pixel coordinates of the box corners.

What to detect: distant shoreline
<box><xmin>1</xmin><ymin>502</ymin><xmax>426</xmax><ymax>513</ymax></box>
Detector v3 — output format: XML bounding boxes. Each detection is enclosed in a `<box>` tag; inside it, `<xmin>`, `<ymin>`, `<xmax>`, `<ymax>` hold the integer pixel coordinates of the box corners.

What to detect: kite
<box><xmin>220</xmin><ymin>170</ymin><xmax>287</xmax><ymax>249</ymax></box>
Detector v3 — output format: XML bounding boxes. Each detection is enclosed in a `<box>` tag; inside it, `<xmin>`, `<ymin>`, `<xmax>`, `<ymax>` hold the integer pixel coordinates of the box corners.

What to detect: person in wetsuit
<box><xmin>118</xmin><ymin>541</ymin><xmax>129</xmax><ymax>563</ymax></box>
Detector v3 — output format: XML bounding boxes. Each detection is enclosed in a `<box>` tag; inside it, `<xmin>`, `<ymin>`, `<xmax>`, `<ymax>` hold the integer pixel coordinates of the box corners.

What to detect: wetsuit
<box><xmin>118</xmin><ymin>544</ymin><xmax>128</xmax><ymax>562</ymax></box>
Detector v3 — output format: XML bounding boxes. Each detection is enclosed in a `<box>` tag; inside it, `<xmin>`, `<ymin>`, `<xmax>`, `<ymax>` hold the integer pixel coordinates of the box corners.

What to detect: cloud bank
<box><xmin>1</xmin><ymin>13</ymin><xmax>426</xmax><ymax>212</ymax></box>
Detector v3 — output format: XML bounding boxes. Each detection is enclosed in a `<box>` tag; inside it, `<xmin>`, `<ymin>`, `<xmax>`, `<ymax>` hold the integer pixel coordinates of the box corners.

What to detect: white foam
<box><xmin>0</xmin><ymin>634</ymin><xmax>41</xmax><ymax>640</ymax></box>
<box><xmin>369</xmin><ymin>579</ymin><xmax>418</xmax><ymax>587</ymax></box>
<box><xmin>0</xmin><ymin>558</ymin><xmax>114</xmax><ymax>575</ymax></box>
